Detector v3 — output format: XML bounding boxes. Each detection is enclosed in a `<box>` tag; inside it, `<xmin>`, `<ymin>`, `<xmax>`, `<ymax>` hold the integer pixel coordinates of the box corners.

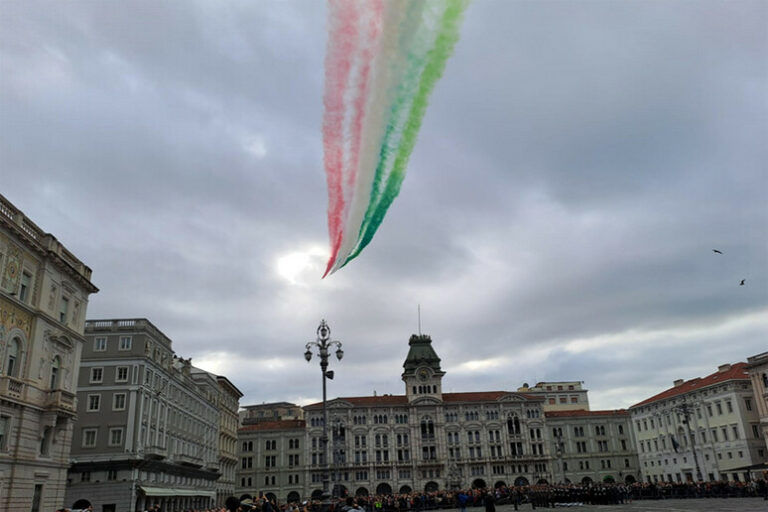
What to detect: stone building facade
<box><xmin>65</xmin><ymin>318</ymin><xmax>240</xmax><ymax>512</ymax></box>
<box><xmin>745</xmin><ymin>352</ymin><xmax>768</xmax><ymax>456</ymax></box>
<box><xmin>236</xmin><ymin>333</ymin><xmax>637</xmax><ymax>502</ymax></box>
<box><xmin>191</xmin><ymin>368</ymin><xmax>243</xmax><ymax>504</ymax></box>
<box><xmin>237</xmin><ymin>419</ymin><xmax>307</xmax><ymax>503</ymax></box>
<box><xmin>0</xmin><ymin>194</ymin><xmax>98</xmax><ymax>512</ymax></box>
<box><xmin>629</xmin><ymin>362</ymin><xmax>766</xmax><ymax>484</ymax></box>
<box><xmin>545</xmin><ymin>409</ymin><xmax>638</xmax><ymax>485</ymax></box>
<box><xmin>518</xmin><ymin>381</ymin><xmax>590</xmax><ymax>412</ymax></box>
<box><xmin>240</xmin><ymin>402</ymin><xmax>303</xmax><ymax>426</ymax></box>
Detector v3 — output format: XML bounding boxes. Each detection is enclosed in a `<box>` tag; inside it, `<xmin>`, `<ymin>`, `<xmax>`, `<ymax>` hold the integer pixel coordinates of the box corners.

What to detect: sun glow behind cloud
<box><xmin>275</xmin><ymin>246</ymin><xmax>328</xmax><ymax>285</ymax></box>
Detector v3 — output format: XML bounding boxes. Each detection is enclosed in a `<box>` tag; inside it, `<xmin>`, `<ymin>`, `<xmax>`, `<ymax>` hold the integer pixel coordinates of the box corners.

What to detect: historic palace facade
<box><xmin>236</xmin><ymin>333</ymin><xmax>639</xmax><ymax>502</ymax></box>
<box><xmin>0</xmin><ymin>194</ymin><xmax>98</xmax><ymax>512</ymax></box>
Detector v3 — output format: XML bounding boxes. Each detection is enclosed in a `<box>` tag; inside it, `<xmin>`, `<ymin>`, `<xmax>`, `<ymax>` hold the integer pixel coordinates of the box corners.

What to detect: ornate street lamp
<box><xmin>305</xmin><ymin>320</ymin><xmax>343</xmax><ymax>502</ymax></box>
<box><xmin>672</xmin><ymin>401</ymin><xmax>704</xmax><ymax>482</ymax></box>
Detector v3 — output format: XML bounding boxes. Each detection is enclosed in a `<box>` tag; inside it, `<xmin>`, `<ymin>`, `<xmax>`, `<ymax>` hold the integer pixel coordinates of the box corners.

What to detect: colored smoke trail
<box><xmin>322</xmin><ymin>0</ymin><xmax>359</xmax><ymax>275</ymax></box>
<box><xmin>322</xmin><ymin>0</ymin><xmax>469</xmax><ymax>276</ymax></box>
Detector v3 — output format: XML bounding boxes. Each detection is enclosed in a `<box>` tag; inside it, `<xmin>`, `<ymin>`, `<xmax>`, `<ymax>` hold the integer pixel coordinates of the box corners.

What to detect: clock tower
<box><xmin>402</xmin><ymin>333</ymin><xmax>445</xmax><ymax>402</ymax></box>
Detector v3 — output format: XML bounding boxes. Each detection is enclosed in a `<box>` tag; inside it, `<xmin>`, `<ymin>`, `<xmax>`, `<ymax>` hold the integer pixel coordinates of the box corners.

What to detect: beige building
<box><xmin>629</xmin><ymin>362</ymin><xmax>766</xmax><ymax>484</ymax></box>
<box><xmin>545</xmin><ymin>409</ymin><xmax>638</xmax><ymax>485</ymax></box>
<box><xmin>518</xmin><ymin>381</ymin><xmax>590</xmax><ymax>412</ymax></box>
<box><xmin>746</xmin><ymin>352</ymin><xmax>768</xmax><ymax>454</ymax></box>
<box><xmin>0</xmin><ymin>194</ymin><xmax>98</xmax><ymax>512</ymax></box>
<box><xmin>236</xmin><ymin>333</ymin><xmax>636</xmax><ymax>502</ymax></box>
<box><xmin>237</xmin><ymin>419</ymin><xmax>307</xmax><ymax>503</ymax></box>
<box><xmin>240</xmin><ymin>402</ymin><xmax>303</xmax><ymax>426</ymax></box>
<box><xmin>65</xmin><ymin>318</ymin><xmax>240</xmax><ymax>512</ymax></box>
<box><xmin>191</xmin><ymin>368</ymin><xmax>243</xmax><ymax>504</ymax></box>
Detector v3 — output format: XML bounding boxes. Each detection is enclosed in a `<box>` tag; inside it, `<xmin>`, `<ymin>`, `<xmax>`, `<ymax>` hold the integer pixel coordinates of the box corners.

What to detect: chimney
<box><xmin>673</xmin><ymin>379</ymin><xmax>684</xmax><ymax>387</ymax></box>
<box><xmin>718</xmin><ymin>363</ymin><xmax>732</xmax><ymax>373</ymax></box>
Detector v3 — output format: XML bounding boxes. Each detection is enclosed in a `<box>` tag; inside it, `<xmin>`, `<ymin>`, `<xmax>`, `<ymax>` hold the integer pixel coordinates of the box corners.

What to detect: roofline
<box><xmin>216</xmin><ymin>375</ymin><xmax>244</xmax><ymax>398</ymax></box>
<box><xmin>629</xmin><ymin>362</ymin><xmax>750</xmax><ymax>409</ymax></box>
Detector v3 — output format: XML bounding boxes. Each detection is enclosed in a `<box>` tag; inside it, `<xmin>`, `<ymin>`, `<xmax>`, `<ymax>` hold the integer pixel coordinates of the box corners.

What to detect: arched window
<box><xmin>50</xmin><ymin>356</ymin><xmax>60</xmax><ymax>389</ymax></box>
<box><xmin>40</xmin><ymin>427</ymin><xmax>52</xmax><ymax>456</ymax></box>
<box><xmin>6</xmin><ymin>338</ymin><xmax>21</xmax><ymax>377</ymax></box>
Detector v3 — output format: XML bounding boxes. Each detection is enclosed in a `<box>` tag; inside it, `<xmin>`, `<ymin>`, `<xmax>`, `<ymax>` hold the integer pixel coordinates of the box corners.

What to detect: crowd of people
<box><xmin>215</xmin><ymin>479</ymin><xmax>768</xmax><ymax>512</ymax></box>
<box><xmin>61</xmin><ymin>479</ymin><xmax>768</xmax><ymax>512</ymax></box>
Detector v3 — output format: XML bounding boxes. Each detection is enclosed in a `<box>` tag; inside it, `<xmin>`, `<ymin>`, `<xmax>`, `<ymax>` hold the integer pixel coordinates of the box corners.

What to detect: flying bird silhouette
<box><xmin>712</xmin><ymin>249</ymin><xmax>723</xmax><ymax>254</ymax></box>
<box><xmin>740</xmin><ymin>279</ymin><xmax>745</xmax><ymax>286</ymax></box>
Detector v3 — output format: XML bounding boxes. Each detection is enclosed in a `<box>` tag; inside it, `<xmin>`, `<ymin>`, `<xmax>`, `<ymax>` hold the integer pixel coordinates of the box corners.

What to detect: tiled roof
<box><xmin>238</xmin><ymin>419</ymin><xmax>305</xmax><ymax>432</ymax></box>
<box><xmin>630</xmin><ymin>362</ymin><xmax>749</xmax><ymax>409</ymax></box>
<box><xmin>303</xmin><ymin>391</ymin><xmax>540</xmax><ymax>409</ymax></box>
<box><xmin>545</xmin><ymin>409</ymin><xmax>628</xmax><ymax>418</ymax></box>
<box><xmin>443</xmin><ymin>391</ymin><xmax>539</xmax><ymax>403</ymax></box>
<box><xmin>304</xmin><ymin>395</ymin><xmax>408</xmax><ymax>409</ymax></box>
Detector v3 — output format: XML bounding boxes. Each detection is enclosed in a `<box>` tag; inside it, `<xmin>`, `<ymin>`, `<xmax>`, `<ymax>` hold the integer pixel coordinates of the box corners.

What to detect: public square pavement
<box><xmin>494</xmin><ymin>498</ymin><xmax>768</xmax><ymax>512</ymax></box>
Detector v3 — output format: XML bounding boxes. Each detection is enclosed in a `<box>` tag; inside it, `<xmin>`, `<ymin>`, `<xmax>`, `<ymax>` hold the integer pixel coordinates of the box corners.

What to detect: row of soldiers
<box><xmin>504</xmin><ymin>484</ymin><xmax>631</xmax><ymax>509</ymax></box>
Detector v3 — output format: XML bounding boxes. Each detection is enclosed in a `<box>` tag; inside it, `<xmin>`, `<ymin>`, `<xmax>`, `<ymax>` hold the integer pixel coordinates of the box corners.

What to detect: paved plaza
<box><xmin>495</xmin><ymin>498</ymin><xmax>768</xmax><ymax>512</ymax></box>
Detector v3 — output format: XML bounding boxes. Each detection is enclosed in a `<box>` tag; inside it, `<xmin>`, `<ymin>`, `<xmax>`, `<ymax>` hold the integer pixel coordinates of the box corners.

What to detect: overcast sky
<box><xmin>2</xmin><ymin>0</ymin><xmax>766</xmax><ymax>411</ymax></box>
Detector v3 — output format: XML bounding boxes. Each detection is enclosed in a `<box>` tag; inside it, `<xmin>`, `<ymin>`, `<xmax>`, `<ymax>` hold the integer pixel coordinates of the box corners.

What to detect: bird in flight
<box><xmin>712</xmin><ymin>249</ymin><xmax>723</xmax><ymax>254</ymax></box>
<box><xmin>740</xmin><ymin>279</ymin><xmax>745</xmax><ymax>286</ymax></box>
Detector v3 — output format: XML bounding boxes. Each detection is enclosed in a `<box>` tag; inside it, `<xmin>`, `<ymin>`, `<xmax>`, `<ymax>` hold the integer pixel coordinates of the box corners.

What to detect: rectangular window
<box><xmin>19</xmin><ymin>272</ymin><xmax>32</xmax><ymax>303</ymax></box>
<box><xmin>745</xmin><ymin>399</ymin><xmax>752</xmax><ymax>411</ymax></box>
<box><xmin>82</xmin><ymin>428</ymin><xmax>97</xmax><ymax>447</ymax></box>
<box><xmin>114</xmin><ymin>366</ymin><xmax>129</xmax><ymax>382</ymax></box>
<box><xmin>726</xmin><ymin>401</ymin><xmax>733</xmax><ymax>413</ymax></box>
<box><xmin>87</xmin><ymin>394</ymin><xmax>101</xmax><ymax>412</ymax></box>
<box><xmin>113</xmin><ymin>393</ymin><xmax>126</xmax><ymax>411</ymax></box>
<box><xmin>94</xmin><ymin>337</ymin><xmax>107</xmax><ymax>351</ymax></box>
<box><xmin>59</xmin><ymin>296</ymin><xmax>69</xmax><ymax>323</ymax></box>
<box><xmin>31</xmin><ymin>483</ymin><xmax>43</xmax><ymax>512</ymax></box>
<box><xmin>119</xmin><ymin>336</ymin><xmax>132</xmax><ymax>350</ymax></box>
<box><xmin>107</xmin><ymin>470</ymin><xmax>118</xmax><ymax>481</ymax></box>
<box><xmin>109</xmin><ymin>428</ymin><xmax>124</xmax><ymax>446</ymax></box>
<box><xmin>90</xmin><ymin>367</ymin><xmax>103</xmax><ymax>383</ymax></box>
<box><xmin>0</xmin><ymin>416</ymin><xmax>9</xmax><ymax>451</ymax></box>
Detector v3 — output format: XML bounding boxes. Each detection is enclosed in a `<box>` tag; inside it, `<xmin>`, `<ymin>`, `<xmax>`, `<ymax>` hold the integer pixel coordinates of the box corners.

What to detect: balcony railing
<box><xmin>45</xmin><ymin>389</ymin><xmax>76</xmax><ymax>415</ymax></box>
<box><xmin>144</xmin><ymin>444</ymin><xmax>167</xmax><ymax>459</ymax></box>
<box><xmin>0</xmin><ymin>376</ymin><xmax>25</xmax><ymax>399</ymax></box>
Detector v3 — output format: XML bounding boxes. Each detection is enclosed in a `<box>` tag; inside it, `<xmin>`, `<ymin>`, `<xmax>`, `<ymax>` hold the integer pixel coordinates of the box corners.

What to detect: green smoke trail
<box><xmin>343</xmin><ymin>0</ymin><xmax>469</xmax><ymax>267</ymax></box>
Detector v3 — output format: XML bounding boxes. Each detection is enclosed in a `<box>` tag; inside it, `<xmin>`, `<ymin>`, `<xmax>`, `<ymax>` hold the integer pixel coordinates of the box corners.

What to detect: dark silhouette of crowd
<box><xmin>65</xmin><ymin>479</ymin><xmax>768</xmax><ymax>512</ymax></box>
<box><xmin>221</xmin><ymin>479</ymin><xmax>767</xmax><ymax>512</ymax></box>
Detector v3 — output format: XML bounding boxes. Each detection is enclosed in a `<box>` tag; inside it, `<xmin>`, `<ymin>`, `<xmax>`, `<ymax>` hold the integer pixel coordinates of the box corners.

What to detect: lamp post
<box><xmin>554</xmin><ymin>430</ymin><xmax>566</xmax><ymax>484</ymax></box>
<box><xmin>672</xmin><ymin>401</ymin><xmax>703</xmax><ymax>482</ymax></box>
<box><xmin>304</xmin><ymin>320</ymin><xmax>343</xmax><ymax>502</ymax></box>
<box><xmin>655</xmin><ymin>401</ymin><xmax>704</xmax><ymax>482</ymax></box>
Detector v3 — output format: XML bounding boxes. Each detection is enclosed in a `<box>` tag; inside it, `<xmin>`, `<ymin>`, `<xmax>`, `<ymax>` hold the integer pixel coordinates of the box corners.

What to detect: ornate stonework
<box><xmin>0</xmin><ymin>296</ymin><xmax>33</xmax><ymax>339</ymax></box>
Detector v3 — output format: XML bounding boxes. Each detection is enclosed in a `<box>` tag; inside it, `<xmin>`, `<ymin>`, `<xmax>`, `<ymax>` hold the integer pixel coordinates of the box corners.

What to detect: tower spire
<box><xmin>418</xmin><ymin>304</ymin><xmax>421</xmax><ymax>335</ymax></box>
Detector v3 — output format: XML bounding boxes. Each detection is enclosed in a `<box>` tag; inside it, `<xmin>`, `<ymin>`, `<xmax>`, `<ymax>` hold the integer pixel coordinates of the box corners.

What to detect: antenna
<box><xmin>418</xmin><ymin>304</ymin><xmax>422</xmax><ymax>335</ymax></box>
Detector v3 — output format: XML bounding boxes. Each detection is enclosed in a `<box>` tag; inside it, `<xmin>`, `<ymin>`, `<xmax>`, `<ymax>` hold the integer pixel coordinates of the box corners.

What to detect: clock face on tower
<box><xmin>417</xmin><ymin>368</ymin><xmax>430</xmax><ymax>382</ymax></box>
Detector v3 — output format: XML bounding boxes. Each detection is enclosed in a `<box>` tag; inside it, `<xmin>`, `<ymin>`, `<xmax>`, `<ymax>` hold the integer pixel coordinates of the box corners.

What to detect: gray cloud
<box><xmin>1</xmin><ymin>0</ymin><xmax>765</xmax><ymax>410</ymax></box>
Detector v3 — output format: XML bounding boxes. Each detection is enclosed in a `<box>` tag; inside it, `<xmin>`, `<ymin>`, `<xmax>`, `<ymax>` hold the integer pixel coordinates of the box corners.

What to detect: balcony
<box><xmin>45</xmin><ymin>389</ymin><xmax>76</xmax><ymax>416</ymax></box>
<box><xmin>144</xmin><ymin>444</ymin><xmax>167</xmax><ymax>460</ymax></box>
<box><xmin>0</xmin><ymin>376</ymin><xmax>25</xmax><ymax>400</ymax></box>
<box><xmin>176</xmin><ymin>453</ymin><xmax>203</xmax><ymax>467</ymax></box>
